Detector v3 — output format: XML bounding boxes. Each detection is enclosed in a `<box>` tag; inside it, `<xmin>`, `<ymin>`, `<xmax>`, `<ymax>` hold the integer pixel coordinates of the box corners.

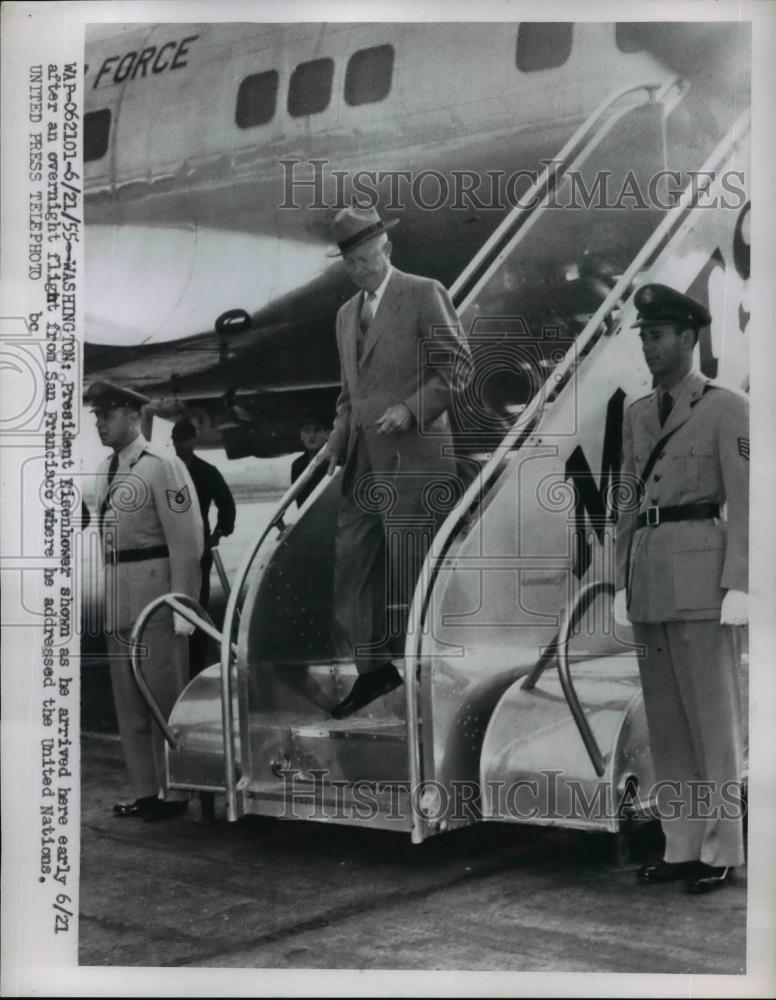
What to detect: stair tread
<box><xmin>291</xmin><ymin>717</ymin><xmax>412</xmax><ymax>741</ymax></box>
<box><xmin>245</xmin><ymin>777</ymin><xmax>411</xmax><ymax>796</ymax></box>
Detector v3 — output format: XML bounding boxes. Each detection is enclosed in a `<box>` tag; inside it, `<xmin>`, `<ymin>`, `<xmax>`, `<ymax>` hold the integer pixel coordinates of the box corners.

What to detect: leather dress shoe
<box><xmin>637</xmin><ymin>860</ymin><xmax>698</xmax><ymax>884</ymax></box>
<box><xmin>686</xmin><ymin>864</ymin><xmax>733</xmax><ymax>894</ymax></box>
<box><xmin>331</xmin><ymin>663</ymin><xmax>403</xmax><ymax>719</ymax></box>
<box><xmin>113</xmin><ymin>796</ymin><xmax>158</xmax><ymax>818</ymax></box>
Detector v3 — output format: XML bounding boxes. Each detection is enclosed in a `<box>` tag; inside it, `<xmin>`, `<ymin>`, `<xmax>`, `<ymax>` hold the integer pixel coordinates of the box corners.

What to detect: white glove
<box><xmin>174</xmin><ymin>612</ymin><xmax>196</xmax><ymax>636</ymax></box>
<box><xmin>720</xmin><ymin>589</ymin><xmax>748</xmax><ymax>625</ymax></box>
<box><xmin>613</xmin><ymin>589</ymin><xmax>630</xmax><ymax>626</ymax></box>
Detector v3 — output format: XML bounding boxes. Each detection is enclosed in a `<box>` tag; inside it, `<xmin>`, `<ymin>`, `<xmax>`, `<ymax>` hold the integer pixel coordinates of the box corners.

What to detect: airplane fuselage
<box><xmin>83</xmin><ymin>21</ymin><xmax>748</xmax><ymax>454</ymax></box>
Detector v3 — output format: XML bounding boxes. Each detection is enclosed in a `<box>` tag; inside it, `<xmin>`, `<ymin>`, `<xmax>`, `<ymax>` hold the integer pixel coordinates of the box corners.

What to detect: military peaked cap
<box><xmin>83</xmin><ymin>380</ymin><xmax>150</xmax><ymax>411</ymax></box>
<box><xmin>631</xmin><ymin>283</ymin><xmax>711</xmax><ymax>329</ymax></box>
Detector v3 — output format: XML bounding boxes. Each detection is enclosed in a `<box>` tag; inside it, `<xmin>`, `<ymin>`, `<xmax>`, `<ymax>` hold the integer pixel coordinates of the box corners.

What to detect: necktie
<box><xmin>357</xmin><ymin>291</ymin><xmax>376</xmax><ymax>365</ymax></box>
<box><xmin>359</xmin><ymin>291</ymin><xmax>376</xmax><ymax>334</ymax></box>
<box><xmin>659</xmin><ymin>391</ymin><xmax>674</xmax><ymax>427</ymax></box>
<box><xmin>99</xmin><ymin>453</ymin><xmax>119</xmax><ymax>535</ymax></box>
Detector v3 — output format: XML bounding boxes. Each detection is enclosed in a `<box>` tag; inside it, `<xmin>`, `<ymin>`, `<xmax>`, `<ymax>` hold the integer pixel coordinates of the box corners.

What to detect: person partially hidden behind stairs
<box><xmin>614</xmin><ymin>283</ymin><xmax>749</xmax><ymax>894</ymax></box>
<box><xmin>321</xmin><ymin>206</ymin><xmax>472</xmax><ymax>719</ymax></box>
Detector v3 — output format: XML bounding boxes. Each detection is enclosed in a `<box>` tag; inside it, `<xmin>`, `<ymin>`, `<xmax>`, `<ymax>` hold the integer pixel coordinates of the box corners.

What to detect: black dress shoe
<box><xmin>331</xmin><ymin>663</ymin><xmax>403</xmax><ymax>719</ymax></box>
<box><xmin>637</xmin><ymin>860</ymin><xmax>698</xmax><ymax>884</ymax></box>
<box><xmin>113</xmin><ymin>796</ymin><xmax>158</xmax><ymax>818</ymax></box>
<box><xmin>686</xmin><ymin>865</ymin><xmax>733</xmax><ymax>894</ymax></box>
<box><xmin>143</xmin><ymin>799</ymin><xmax>189</xmax><ymax>822</ymax></box>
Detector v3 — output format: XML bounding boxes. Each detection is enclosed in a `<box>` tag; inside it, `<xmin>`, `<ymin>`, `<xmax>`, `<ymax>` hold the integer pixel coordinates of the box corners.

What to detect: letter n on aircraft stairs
<box><xmin>147</xmin><ymin>80</ymin><xmax>750</xmax><ymax>843</ymax></box>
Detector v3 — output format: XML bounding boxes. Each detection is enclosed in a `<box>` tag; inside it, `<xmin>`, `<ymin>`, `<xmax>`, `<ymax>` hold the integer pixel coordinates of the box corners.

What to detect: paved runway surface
<box><xmin>79</xmin><ymin>733</ymin><xmax>747</xmax><ymax>973</ymax></box>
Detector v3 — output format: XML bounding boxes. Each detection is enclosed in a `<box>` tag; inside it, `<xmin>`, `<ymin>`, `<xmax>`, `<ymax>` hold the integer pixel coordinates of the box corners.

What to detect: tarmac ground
<box><xmin>78</xmin><ymin>493</ymin><xmax>749</xmax><ymax>976</ymax></box>
<box><xmin>79</xmin><ymin>732</ymin><xmax>747</xmax><ymax>973</ymax></box>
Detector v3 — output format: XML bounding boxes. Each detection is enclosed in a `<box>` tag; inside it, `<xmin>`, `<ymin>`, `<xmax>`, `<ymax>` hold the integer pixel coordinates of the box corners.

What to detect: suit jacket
<box><xmin>615</xmin><ymin>370</ymin><xmax>749</xmax><ymax>622</ymax></box>
<box><xmin>95</xmin><ymin>435</ymin><xmax>204</xmax><ymax>629</ymax></box>
<box><xmin>186</xmin><ymin>452</ymin><xmax>236</xmax><ymax>543</ymax></box>
<box><xmin>328</xmin><ymin>268</ymin><xmax>470</xmax><ymax>489</ymax></box>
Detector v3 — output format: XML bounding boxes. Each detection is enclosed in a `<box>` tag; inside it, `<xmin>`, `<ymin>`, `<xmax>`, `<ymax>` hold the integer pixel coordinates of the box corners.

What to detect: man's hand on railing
<box><xmin>321</xmin><ymin>439</ymin><xmax>342</xmax><ymax>476</ymax></box>
<box><xmin>613</xmin><ymin>589</ymin><xmax>630</xmax><ymax>626</ymax></box>
<box><xmin>174</xmin><ymin>612</ymin><xmax>196</xmax><ymax>636</ymax></box>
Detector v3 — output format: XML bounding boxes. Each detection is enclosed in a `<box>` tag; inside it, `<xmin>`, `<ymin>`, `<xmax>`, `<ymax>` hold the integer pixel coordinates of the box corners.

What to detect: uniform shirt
<box><xmin>94</xmin><ymin>434</ymin><xmax>204</xmax><ymax>629</ymax></box>
<box><xmin>656</xmin><ymin>368</ymin><xmax>694</xmax><ymax>423</ymax></box>
<box><xmin>615</xmin><ymin>370</ymin><xmax>749</xmax><ymax>622</ymax></box>
<box><xmin>184</xmin><ymin>453</ymin><xmax>236</xmax><ymax>544</ymax></box>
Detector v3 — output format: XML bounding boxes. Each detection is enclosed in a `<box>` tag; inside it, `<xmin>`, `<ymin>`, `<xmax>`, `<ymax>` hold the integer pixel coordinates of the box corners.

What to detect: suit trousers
<box><xmin>106</xmin><ymin>619</ymin><xmax>189</xmax><ymax>801</ymax></box>
<box><xmin>333</xmin><ymin>436</ymin><xmax>439</xmax><ymax>674</ymax></box>
<box><xmin>633</xmin><ymin>620</ymin><xmax>745</xmax><ymax>867</ymax></box>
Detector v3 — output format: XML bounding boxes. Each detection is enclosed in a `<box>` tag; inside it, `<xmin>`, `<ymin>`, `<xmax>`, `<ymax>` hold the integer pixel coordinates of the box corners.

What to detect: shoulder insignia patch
<box><xmin>738</xmin><ymin>437</ymin><xmax>749</xmax><ymax>460</ymax></box>
<box><xmin>166</xmin><ymin>484</ymin><xmax>192</xmax><ymax>512</ymax></box>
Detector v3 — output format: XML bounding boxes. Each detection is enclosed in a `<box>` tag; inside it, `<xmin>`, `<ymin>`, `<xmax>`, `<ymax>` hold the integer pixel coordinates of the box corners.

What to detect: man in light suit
<box><xmin>86</xmin><ymin>381</ymin><xmax>203</xmax><ymax>820</ymax></box>
<box><xmin>614</xmin><ymin>284</ymin><xmax>749</xmax><ymax>893</ymax></box>
<box><xmin>322</xmin><ymin>206</ymin><xmax>471</xmax><ymax>718</ymax></box>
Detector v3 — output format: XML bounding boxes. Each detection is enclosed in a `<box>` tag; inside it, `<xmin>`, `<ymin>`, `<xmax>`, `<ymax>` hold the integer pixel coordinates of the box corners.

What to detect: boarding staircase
<box><xmin>130</xmin><ymin>77</ymin><xmax>751</xmax><ymax>841</ymax></box>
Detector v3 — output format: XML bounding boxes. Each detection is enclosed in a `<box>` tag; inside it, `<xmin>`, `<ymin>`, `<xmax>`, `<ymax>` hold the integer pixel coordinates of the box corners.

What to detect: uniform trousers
<box><xmin>107</xmin><ymin>618</ymin><xmax>189</xmax><ymax>801</ymax></box>
<box><xmin>333</xmin><ymin>436</ymin><xmax>440</xmax><ymax>675</ymax></box>
<box><xmin>633</xmin><ymin>619</ymin><xmax>745</xmax><ymax>867</ymax></box>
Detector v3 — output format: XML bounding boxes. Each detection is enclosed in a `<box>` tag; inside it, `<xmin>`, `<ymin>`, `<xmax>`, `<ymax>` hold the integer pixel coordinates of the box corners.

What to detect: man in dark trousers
<box><xmin>322</xmin><ymin>205</ymin><xmax>471</xmax><ymax>718</ymax></box>
<box><xmin>614</xmin><ymin>283</ymin><xmax>749</xmax><ymax>894</ymax></box>
<box><xmin>171</xmin><ymin>418</ymin><xmax>236</xmax><ymax>675</ymax></box>
<box><xmin>86</xmin><ymin>381</ymin><xmax>203</xmax><ymax>820</ymax></box>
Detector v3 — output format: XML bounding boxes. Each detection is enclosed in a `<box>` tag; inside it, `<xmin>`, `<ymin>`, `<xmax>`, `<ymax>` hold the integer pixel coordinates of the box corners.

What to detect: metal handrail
<box><xmin>211</xmin><ymin>546</ymin><xmax>232</xmax><ymax>600</ymax></box>
<box><xmin>555</xmin><ymin>581</ymin><xmax>614</xmax><ymax>778</ymax></box>
<box><xmin>403</xmin><ymin>106</ymin><xmax>751</xmax><ymax>841</ymax></box>
<box><xmin>403</xmin><ymin>75</ymin><xmax>686</xmax><ymax>841</ymax></box>
<box><xmin>217</xmin><ymin>447</ymin><xmax>336</xmax><ymax>821</ymax></box>
<box><xmin>449</xmin><ymin>76</ymin><xmax>683</xmax><ymax>308</ymax></box>
<box><xmin>129</xmin><ymin>593</ymin><xmax>237</xmax><ymax>748</ymax></box>
<box><xmin>520</xmin><ymin>633</ymin><xmax>561</xmax><ymax>692</ymax></box>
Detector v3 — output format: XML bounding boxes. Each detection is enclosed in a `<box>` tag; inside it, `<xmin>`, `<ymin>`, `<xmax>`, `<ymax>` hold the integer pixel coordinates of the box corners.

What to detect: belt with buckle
<box><xmin>637</xmin><ymin>502</ymin><xmax>720</xmax><ymax>529</ymax></box>
<box><xmin>105</xmin><ymin>544</ymin><xmax>169</xmax><ymax>565</ymax></box>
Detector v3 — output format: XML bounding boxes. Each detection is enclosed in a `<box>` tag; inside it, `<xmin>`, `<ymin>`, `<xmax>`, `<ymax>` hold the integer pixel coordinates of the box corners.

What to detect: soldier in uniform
<box><xmin>614</xmin><ymin>284</ymin><xmax>749</xmax><ymax>893</ymax></box>
<box><xmin>86</xmin><ymin>382</ymin><xmax>204</xmax><ymax>820</ymax></box>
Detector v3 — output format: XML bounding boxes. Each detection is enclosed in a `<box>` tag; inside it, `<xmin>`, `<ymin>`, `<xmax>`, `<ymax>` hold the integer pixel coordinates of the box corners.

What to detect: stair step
<box><xmin>242</xmin><ymin>778</ymin><xmax>415</xmax><ymax>833</ymax></box>
<box><xmin>291</xmin><ymin>718</ymin><xmax>412</xmax><ymax>743</ymax></box>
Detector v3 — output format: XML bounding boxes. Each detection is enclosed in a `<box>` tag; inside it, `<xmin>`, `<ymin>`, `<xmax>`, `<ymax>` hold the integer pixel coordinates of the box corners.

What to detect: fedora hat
<box><xmin>328</xmin><ymin>205</ymin><xmax>398</xmax><ymax>257</ymax></box>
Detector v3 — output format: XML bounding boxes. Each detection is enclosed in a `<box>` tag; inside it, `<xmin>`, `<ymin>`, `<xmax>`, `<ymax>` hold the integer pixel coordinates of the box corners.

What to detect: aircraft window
<box><xmin>84</xmin><ymin>108</ymin><xmax>111</xmax><ymax>162</ymax></box>
<box><xmin>288</xmin><ymin>57</ymin><xmax>334</xmax><ymax>117</ymax></box>
<box><xmin>345</xmin><ymin>44</ymin><xmax>394</xmax><ymax>106</ymax></box>
<box><xmin>235</xmin><ymin>70</ymin><xmax>279</xmax><ymax>128</ymax></box>
<box><xmin>516</xmin><ymin>23</ymin><xmax>573</xmax><ymax>72</ymax></box>
<box><xmin>615</xmin><ymin>24</ymin><xmax>645</xmax><ymax>53</ymax></box>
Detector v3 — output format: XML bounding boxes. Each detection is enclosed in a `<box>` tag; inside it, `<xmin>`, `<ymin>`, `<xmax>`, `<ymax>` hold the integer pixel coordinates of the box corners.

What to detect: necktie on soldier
<box><xmin>99</xmin><ymin>453</ymin><xmax>119</xmax><ymax>535</ymax></box>
<box><xmin>659</xmin><ymin>391</ymin><xmax>674</xmax><ymax>427</ymax></box>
